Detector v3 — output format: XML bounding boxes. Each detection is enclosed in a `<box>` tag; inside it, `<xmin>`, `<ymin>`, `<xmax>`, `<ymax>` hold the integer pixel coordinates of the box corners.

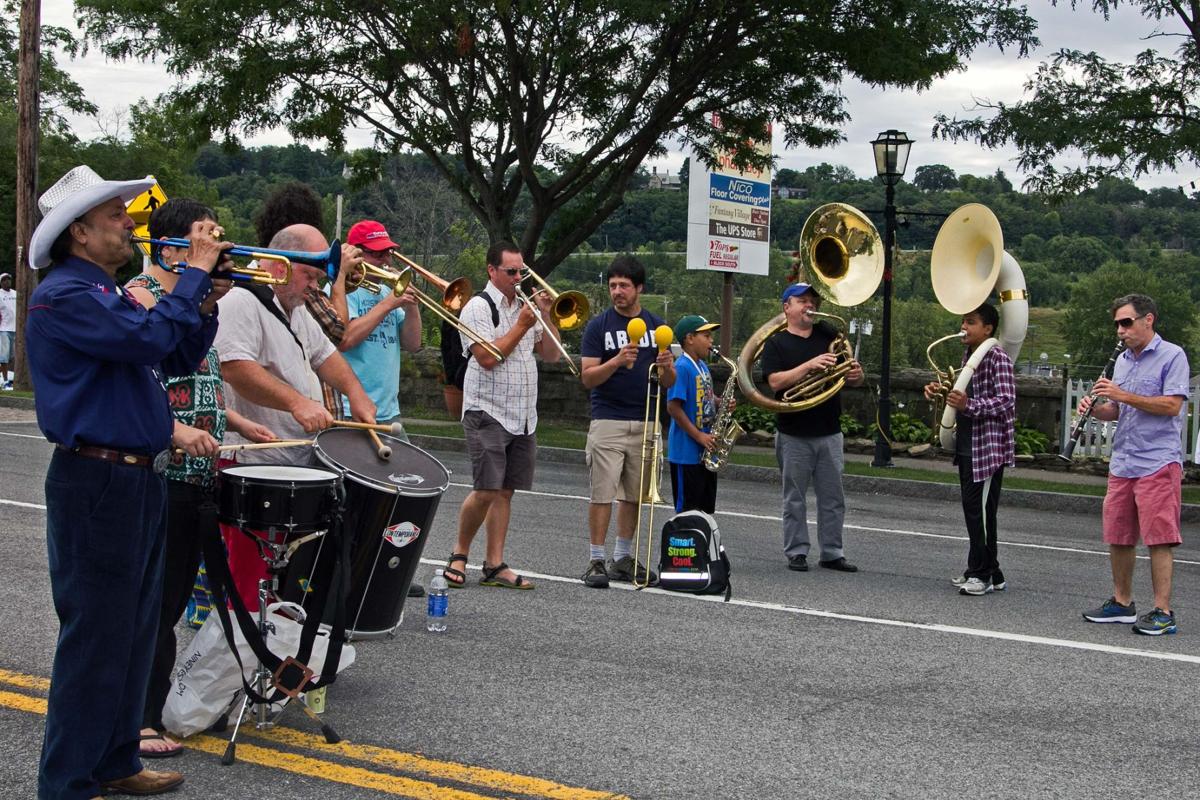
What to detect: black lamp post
<box><xmin>870</xmin><ymin>129</ymin><xmax>912</xmax><ymax>468</ymax></box>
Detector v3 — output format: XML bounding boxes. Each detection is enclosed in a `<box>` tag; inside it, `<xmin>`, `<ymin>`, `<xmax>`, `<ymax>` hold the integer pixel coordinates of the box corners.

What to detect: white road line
<box><xmin>0</xmin><ymin>493</ymin><xmax>1190</xmax><ymax>664</ymax></box>
<box><xmin>421</xmin><ymin>558</ymin><xmax>1200</xmax><ymax>666</ymax></box>
<box><xmin>0</xmin><ymin>431</ymin><xmax>48</xmax><ymax>441</ymax></box>
<box><xmin>444</xmin><ymin>481</ymin><xmax>1200</xmax><ymax>566</ymax></box>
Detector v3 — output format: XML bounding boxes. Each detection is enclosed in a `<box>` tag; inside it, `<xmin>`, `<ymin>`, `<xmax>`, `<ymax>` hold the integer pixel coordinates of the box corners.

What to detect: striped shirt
<box><xmin>459</xmin><ymin>281</ymin><xmax>542</xmax><ymax>436</ymax></box>
<box><xmin>960</xmin><ymin>344</ymin><xmax>1016</xmax><ymax>482</ymax></box>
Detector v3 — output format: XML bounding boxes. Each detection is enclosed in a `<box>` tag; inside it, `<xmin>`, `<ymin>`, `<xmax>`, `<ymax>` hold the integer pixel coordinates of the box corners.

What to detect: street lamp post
<box><xmin>870</xmin><ymin>130</ymin><xmax>912</xmax><ymax>468</ymax></box>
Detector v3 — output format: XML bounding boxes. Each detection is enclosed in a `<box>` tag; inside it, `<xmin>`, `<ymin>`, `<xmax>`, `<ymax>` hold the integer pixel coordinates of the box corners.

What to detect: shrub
<box><xmin>839</xmin><ymin>413</ymin><xmax>865</xmax><ymax>437</ymax></box>
<box><xmin>870</xmin><ymin>412</ymin><xmax>931</xmax><ymax>444</ymax></box>
<box><xmin>1015</xmin><ymin>423</ymin><xmax>1050</xmax><ymax>455</ymax></box>
<box><xmin>733</xmin><ymin>403</ymin><xmax>776</xmax><ymax>434</ymax></box>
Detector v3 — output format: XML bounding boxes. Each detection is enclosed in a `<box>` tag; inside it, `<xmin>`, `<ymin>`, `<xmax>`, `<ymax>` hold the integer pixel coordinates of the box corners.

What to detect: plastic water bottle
<box><xmin>426</xmin><ymin>570</ymin><xmax>448</xmax><ymax>633</ymax></box>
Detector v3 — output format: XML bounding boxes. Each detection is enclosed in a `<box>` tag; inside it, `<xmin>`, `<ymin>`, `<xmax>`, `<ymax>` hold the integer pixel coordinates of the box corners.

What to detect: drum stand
<box><xmin>221</xmin><ymin>526</ymin><xmax>341</xmax><ymax>766</ymax></box>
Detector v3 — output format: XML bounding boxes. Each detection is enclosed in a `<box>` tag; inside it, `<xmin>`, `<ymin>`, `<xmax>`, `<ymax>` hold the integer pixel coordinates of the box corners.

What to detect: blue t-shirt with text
<box><xmin>341</xmin><ymin>289</ymin><xmax>406</xmax><ymax>421</ymax></box>
<box><xmin>667</xmin><ymin>352</ymin><xmax>715</xmax><ymax>465</ymax></box>
<box><xmin>581</xmin><ymin>307</ymin><xmax>667</xmax><ymax>420</ymax></box>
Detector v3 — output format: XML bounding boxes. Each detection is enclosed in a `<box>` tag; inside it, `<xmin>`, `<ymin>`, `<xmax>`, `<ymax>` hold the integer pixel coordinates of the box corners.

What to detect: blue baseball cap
<box><xmin>781</xmin><ymin>282</ymin><xmax>815</xmax><ymax>302</ymax></box>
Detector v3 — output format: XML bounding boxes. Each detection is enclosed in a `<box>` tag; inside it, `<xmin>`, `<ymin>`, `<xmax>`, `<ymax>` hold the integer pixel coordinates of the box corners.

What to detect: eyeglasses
<box><xmin>1114</xmin><ymin>314</ymin><xmax>1146</xmax><ymax>329</ymax></box>
<box><xmin>493</xmin><ymin>267</ymin><xmax>521</xmax><ymax>276</ymax></box>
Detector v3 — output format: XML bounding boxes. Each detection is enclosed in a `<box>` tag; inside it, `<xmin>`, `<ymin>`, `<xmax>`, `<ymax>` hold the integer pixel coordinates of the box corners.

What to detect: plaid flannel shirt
<box><xmin>960</xmin><ymin>344</ymin><xmax>1016</xmax><ymax>482</ymax></box>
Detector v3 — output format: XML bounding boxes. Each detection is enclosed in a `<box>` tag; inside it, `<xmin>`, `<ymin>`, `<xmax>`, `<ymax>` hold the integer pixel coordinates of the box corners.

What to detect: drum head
<box><xmin>314</xmin><ymin>428</ymin><xmax>450</xmax><ymax>497</ymax></box>
<box><xmin>221</xmin><ymin>464</ymin><xmax>340</xmax><ymax>483</ymax></box>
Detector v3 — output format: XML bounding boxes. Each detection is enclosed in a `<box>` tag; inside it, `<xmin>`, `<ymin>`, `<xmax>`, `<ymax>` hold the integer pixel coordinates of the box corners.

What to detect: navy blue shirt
<box><xmin>581</xmin><ymin>306</ymin><xmax>667</xmax><ymax>420</ymax></box>
<box><xmin>26</xmin><ymin>256</ymin><xmax>217</xmax><ymax>453</ymax></box>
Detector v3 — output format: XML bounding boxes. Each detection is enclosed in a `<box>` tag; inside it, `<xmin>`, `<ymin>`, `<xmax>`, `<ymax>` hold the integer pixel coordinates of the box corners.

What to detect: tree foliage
<box><xmin>77</xmin><ymin>0</ymin><xmax>1039</xmax><ymax>273</ymax></box>
<box><xmin>933</xmin><ymin>0</ymin><xmax>1200</xmax><ymax>194</ymax></box>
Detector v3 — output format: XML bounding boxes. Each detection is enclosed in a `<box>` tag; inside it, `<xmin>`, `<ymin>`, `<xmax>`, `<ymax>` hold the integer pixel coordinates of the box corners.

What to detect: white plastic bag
<box><xmin>162</xmin><ymin>602</ymin><xmax>355</xmax><ymax>737</ymax></box>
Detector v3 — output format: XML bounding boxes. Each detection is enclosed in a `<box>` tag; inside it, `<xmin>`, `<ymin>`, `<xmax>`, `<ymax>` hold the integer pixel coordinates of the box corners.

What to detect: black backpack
<box><xmin>444</xmin><ymin>291</ymin><xmax>499</xmax><ymax>390</ymax></box>
<box><xmin>657</xmin><ymin>511</ymin><xmax>731</xmax><ymax>601</ymax></box>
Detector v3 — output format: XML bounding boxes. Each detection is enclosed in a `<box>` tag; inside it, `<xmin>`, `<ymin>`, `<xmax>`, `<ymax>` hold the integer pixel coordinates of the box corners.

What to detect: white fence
<box><xmin>1062</xmin><ymin>375</ymin><xmax>1200</xmax><ymax>461</ymax></box>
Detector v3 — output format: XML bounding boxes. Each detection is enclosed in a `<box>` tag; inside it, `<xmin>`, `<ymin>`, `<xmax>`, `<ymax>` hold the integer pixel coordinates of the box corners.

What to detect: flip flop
<box><xmin>139</xmin><ymin>732</ymin><xmax>183</xmax><ymax>759</ymax></box>
<box><xmin>479</xmin><ymin>561</ymin><xmax>534</xmax><ymax>590</ymax></box>
<box><xmin>445</xmin><ymin>553</ymin><xmax>468</xmax><ymax>588</ymax></box>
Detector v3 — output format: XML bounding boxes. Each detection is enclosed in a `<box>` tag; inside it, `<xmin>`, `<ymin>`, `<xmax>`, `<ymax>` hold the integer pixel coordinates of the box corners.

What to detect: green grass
<box><xmin>408</xmin><ymin>414</ymin><xmax>1200</xmax><ymax>502</ymax></box>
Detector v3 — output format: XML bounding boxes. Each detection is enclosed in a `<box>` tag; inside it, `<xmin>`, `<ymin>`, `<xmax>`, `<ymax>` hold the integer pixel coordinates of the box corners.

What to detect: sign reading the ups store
<box><xmin>686</xmin><ymin>112</ymin><xmax>772</xmax><ymax>276</ymax></box>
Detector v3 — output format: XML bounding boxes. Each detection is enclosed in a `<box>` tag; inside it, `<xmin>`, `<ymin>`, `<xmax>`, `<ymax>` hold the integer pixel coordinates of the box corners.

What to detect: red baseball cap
<box><xmin>347</xmin><ymin>220</ymin><xmax>399</xmax><ymax>251</ymax></box>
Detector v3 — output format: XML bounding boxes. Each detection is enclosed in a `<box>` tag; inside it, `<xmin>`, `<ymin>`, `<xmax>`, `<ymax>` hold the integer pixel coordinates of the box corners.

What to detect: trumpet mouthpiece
<box><xmin>627</xmin><ymin>317</ymin><xmax>647</xmax><ymax>343</ymax></box>
<box><xmin>654</xmin><ymin>324</ymin><xmax>674</xmax><ymax>350</ymax></box>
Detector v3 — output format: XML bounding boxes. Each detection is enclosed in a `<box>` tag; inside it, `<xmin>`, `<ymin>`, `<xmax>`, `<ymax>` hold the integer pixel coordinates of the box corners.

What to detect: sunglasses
<box><xmin>1114</xmin><ymin>314</ymin><xmax>1146</xmax><ymax>329</ymax></box>
<box><xmin>491</xmin><ymin>267</ymin><xmax>521</xmax><ymax>276</ymax></box>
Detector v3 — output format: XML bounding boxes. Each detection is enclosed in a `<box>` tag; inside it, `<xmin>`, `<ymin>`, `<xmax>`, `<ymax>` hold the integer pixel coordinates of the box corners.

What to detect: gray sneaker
<box><xmin>608</xmin><ymin>555</ymin><xmax>658</xmax><ymax>585</ymax></box>
<box><xmin>582</xmin><ymin>559</ymin><xmax>609</xmax><ymax>589</ymax></box>
<box><xmin>958</xmin><ymin>577</ymin><xmax>993</xmax><ymax>596</ymax></box>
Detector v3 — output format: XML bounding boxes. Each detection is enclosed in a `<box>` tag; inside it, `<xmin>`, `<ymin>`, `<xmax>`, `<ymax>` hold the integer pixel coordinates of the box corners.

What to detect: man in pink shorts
<box><xmin>1080</xmin><ymin>293</ymin><xmax>1189</xmax><ymax>635</ymax></box>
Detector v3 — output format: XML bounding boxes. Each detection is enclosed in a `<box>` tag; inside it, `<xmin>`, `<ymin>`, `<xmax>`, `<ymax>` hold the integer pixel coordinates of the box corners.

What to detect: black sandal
<box><xmin>445</xmin><ymin>553</ymin><xmax>468</xmax><ymax>588</ymax></box>
<box><xmin>479</xmin><ymin>561</ymin><xmax>534</xmax><ymax>590</ymax></box>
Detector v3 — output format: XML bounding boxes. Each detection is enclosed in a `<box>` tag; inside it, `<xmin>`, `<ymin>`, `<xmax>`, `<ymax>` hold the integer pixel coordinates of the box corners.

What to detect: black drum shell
<box><xmin>281</xmin><ymin>429</ymin><xmax>450</xmax><ymax>637</ymax></box>
<box><xmin>216</xmin><ymin>465</ymin><xmax>341</xmax><ymax>536</ymax></box>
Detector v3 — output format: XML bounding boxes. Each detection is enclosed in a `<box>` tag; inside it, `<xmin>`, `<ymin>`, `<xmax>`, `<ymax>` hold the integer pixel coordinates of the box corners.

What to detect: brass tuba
<box><xmin>928</xmin><ymin>203</ymin><xmax>1028</xmax><ymax>449</ymax></box>
<box><xmin>736</xmin><ymin>203</ymin><xmax>882</xmax><ymax>413</ymax></box>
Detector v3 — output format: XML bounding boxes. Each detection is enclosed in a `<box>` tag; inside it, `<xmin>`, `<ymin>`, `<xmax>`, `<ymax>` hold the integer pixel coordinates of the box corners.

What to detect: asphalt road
<box><xmin>0</xmin><ymin>418</ymin><xmax>1197</xmax><ymax>800</ymax></box>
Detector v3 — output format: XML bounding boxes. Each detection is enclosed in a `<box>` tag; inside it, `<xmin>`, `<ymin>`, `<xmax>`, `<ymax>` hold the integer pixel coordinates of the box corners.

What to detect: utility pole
<box><xmin>14</xmin><ymin>0</ymin><xmax>41</xmax><ymax>392</ymax></box>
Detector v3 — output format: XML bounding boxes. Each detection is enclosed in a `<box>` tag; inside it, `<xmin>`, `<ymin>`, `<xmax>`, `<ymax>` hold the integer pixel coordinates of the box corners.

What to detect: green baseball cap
<box><xmin>673</xmin><ymin>314</ymin><xmax>720</xmax><ymax>342</ymax></box>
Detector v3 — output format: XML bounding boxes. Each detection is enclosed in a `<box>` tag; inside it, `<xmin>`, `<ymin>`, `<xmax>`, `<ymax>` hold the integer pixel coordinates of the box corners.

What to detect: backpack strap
<box><xmin>239</xmin><ymin>284</ymin><xmax>306</xmax><ymax>358</ymax></box>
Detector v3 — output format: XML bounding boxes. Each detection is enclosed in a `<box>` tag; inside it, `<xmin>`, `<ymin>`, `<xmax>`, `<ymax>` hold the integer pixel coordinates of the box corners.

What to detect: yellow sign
<box><xmin>126</xmin><ymin>179</ymin><xmax>167</xmax><ymax>256</ymax></box>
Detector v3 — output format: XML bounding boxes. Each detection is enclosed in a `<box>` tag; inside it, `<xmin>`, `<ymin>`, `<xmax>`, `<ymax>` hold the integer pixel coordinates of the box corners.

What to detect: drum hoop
<box><xmin>220</xmin><ymin>465</ymin><xmax>340</xmax><ymax>485</ymax></box>
<box><xmin>313</xmin><ymin>437</ymin><xmax>450</xmax><ymax>497</ymax></box>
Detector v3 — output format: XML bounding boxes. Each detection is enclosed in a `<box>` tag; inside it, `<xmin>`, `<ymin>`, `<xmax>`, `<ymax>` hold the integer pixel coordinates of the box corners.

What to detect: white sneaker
<box><xmin>958</xmin><ymin>577</ymin><xmax>993</xmax><ymax>596</ymax></box>
<box><xmin>951</xmin><ymin>575</ymin><xmax>967</xmax><ymax>588</ymax></box>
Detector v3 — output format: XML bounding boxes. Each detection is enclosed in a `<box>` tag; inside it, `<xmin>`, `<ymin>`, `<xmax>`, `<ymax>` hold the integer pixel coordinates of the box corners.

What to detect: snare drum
<box><xmin>217</xmin><ymin>465</ymin><xmax>342</xmax><ymax>535</ymax></box>
<box><xmin>281</xmin><ymin>428</ymin><xmax>450</xmax><ymax>638</ymax></box>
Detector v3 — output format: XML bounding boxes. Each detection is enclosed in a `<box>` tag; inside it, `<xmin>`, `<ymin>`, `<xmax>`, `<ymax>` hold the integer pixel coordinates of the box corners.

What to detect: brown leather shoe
<box><xmin>100</xmin><ymin>768</ymin><xmax>184</xmax><ymax>796</ymax></box>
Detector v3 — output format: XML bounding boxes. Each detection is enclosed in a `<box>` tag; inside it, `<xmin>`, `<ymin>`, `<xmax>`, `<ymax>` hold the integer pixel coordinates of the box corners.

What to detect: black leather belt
<box><xmin>58</xmin><ymin>444</ymin><xmax>170</xmax><ymax>474</ymax></box>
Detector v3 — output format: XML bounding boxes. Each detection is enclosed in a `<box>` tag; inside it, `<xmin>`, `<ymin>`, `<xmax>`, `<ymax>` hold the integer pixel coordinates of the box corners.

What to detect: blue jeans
<box><xmin>39</xmin><ymin>449</ymin><xmax>168</xmax><ymax>800</ymax></box>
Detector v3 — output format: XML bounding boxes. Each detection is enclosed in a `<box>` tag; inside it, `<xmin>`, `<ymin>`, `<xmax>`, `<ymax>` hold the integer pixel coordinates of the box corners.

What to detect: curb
<box><xmin>406</xmin><ymin>432</ymin><xmax>1200</xmax><ymax>523</ymax></box>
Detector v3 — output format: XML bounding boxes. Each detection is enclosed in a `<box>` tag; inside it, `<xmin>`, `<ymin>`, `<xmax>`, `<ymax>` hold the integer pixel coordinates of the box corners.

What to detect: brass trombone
<box><xmin>519</xmin><ymin>265</ymin><xmax>590</xmax><ymax>331</ymax></box>
<box><xmin>131</xmin><ymin>235</ymin><xmax>345</xmax><ymax>286</ymax></box>
<box><xmin>390</xmin><ymin>251</ymin><xmax>474</xmax><ymax>313</ymax></box>
<box><xmin>631</xmin><ymin>324</ymin><xmax>674</xmax><ymax>589</ymax></box>
<box><xmin>346</xmin><ymin>253</ymin><xmax>505</xmax><ymax>363</ymax></box>
<box><xmin>514</xmin><ymin>284</ymin><xmax>581</xmax><ymax>376</ymax></box>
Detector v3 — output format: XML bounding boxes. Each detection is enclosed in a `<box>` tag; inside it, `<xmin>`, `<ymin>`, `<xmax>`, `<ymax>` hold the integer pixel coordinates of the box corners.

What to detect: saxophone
<box><xmin>702</xmin><ymin>346</ymin><xmax>744</xmax><ymax>472</ymax></box>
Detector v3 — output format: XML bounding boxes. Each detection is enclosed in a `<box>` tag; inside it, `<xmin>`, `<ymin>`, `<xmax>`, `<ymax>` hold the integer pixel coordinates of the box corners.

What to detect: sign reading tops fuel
<box><xmin>686</xmin><ymin>116</ymin><xmax>772</xmax><ymax>276</ymax></box>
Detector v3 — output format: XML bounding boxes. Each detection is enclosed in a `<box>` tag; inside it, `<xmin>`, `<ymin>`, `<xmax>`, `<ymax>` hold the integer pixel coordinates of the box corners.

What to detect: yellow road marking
<box><xmin>0</xmin><ymin>689</ymin><xmax>47</xmax><ymax>714</ymax></box>
<box><xmin>0</xmin><ymin>669</ymin><xmax>50</xmax><ymax>692</ymax></box>
<box><xmin>185</xmin><ymin>734</ymin><xmax>504</xmax><ymax>799</ymax></box>
<box><xmin>242</xmin><ymin>725</ymin><xmax>628</xmax><ymax>800</ymax></box>
<box><xmin>0</xmin><ymin>671</ymin><xmax>628</xmax><ymax>799</ymax></box>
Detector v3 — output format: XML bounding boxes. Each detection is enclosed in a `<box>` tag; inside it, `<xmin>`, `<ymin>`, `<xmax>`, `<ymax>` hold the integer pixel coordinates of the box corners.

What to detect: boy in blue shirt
<box><xmin>667</xmin><ymin>315</ymin><xmax>721</xmax><ymax>513</ymax></box>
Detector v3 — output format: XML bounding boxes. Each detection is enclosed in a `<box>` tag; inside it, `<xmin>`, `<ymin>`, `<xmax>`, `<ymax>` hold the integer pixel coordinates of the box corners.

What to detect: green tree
<box><xmin>912</xmin><ymin>163</ymin><xmax>958</xmax><ymax>191</ymax></box>
<box><xmin>1062</xmin><ymin>261</ymin><xmax>1197</xmax><ymax>367</ymax></box>
<box><xmin>934</xmin><ymin>1</ymin><xmax>1200</xmax><ymax>194</ymax></box>
<box><xmin>78</xmin><ymin>0</ymin><xmax>1038</xmax><ymax>274</ymax></box>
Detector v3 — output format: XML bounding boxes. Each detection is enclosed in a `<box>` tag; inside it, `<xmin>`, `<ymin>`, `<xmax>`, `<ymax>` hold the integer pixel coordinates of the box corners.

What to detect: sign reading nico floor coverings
<box><xmin>686</xmin><ymin>116</ymin><xmax>772</xmax><ymax>276</ymax></box>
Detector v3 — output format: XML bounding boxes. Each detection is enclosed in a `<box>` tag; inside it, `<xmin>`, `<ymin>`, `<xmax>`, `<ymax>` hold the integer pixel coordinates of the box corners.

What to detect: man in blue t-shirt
<box><xmin>578</xmin><ymin>256</ymin><xmax>675</xmax><ymax>588</ymax></box>
<box><xmin>338</xmin><ymin>220</ymin><xmax>422</xmax><ymax>427</ymax></box>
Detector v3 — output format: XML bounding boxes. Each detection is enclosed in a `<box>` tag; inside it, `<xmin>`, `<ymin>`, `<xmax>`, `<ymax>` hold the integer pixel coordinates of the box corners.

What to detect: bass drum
<box><xmin>281</xmin><ymin>428</ymin><xmax>450</xmax><ymax>639</ymax></box>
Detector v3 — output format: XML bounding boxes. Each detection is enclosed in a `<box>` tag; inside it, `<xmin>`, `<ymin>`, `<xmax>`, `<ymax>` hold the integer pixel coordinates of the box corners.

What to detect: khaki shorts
<box><xmin>586</xmin><ymin>419</ymin><xmax>647</xmax><ymax>504</ymax></box>
<box><xmin>463</xmin><ymin>411</ymin><xmax>536</xmax><ymax>491</ymax></box>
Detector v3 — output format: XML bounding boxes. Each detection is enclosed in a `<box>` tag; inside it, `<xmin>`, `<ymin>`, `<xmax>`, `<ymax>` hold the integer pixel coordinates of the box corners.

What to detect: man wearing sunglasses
<box><xmin>1080</xmin><ymin>294</ymin><xmax>1189</xmax><ymax>635</ymax></box>
<box><xmin>444</xmin><ymin>241</ymin><xmax>560</xmax><ymax>590</ymax></box>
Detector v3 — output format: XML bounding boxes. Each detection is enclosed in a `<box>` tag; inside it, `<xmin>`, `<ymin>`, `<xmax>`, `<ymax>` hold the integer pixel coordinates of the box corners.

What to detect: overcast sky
<box><xmin>41</xmin><ymin>1</ymin><xmax>1194</xmax><ymax>191</ymax></box>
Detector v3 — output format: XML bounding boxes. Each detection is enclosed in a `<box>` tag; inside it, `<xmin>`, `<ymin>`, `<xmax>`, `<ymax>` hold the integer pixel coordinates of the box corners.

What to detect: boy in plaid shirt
<box><xmin>924</xmin><ymin>302</ymin><xmax>1015</xmax><ymax>596</ymax></box>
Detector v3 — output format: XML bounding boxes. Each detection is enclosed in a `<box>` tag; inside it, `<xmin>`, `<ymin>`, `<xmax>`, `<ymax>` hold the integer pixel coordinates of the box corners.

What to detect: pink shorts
<box><xmin>1102</xmin><ymin>462</ymin><xmax>1183</xmax><ymax>547</ymax></box>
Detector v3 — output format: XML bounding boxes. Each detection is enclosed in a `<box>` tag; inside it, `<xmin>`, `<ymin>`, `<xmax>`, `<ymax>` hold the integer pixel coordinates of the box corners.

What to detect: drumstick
<box><xmin>331</xmin><ymin>420</ymin><xmax>405</xmax><ymax>436</ymax></box>
<box><xmin>367</xmin><ymin>429</ymin><xmax>392</xmax><ymax>460</ymax></box>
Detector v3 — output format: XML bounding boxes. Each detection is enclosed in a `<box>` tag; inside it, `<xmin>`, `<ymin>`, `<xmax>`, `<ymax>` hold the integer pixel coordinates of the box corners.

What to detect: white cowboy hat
<box><xmin>28</xmin><ymin>165</ymin><xmax>154</xmax><ymax>269</ymax></box>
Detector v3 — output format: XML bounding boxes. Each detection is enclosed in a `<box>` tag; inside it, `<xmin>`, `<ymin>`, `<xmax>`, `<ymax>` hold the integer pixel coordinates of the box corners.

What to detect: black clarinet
<box><xmin>1059</xmin><ymin>341</ymin><xmax>1126</xmax><ymax>461</ymax></box>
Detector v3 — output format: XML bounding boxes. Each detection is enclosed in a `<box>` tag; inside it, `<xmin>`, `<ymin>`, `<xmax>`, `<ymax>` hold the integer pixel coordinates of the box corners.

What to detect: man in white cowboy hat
<box><xmin>26</xmin><ymin>165</ymin><xmax>231</xmax><ymax>799</ymax></box>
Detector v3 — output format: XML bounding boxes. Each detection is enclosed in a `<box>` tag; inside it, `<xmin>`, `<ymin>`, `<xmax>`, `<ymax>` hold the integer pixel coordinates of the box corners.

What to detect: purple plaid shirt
<box><xmin>961</xmin><ymin>344</ymin><xmax>1016</xmax><ymax>482</ymax></box>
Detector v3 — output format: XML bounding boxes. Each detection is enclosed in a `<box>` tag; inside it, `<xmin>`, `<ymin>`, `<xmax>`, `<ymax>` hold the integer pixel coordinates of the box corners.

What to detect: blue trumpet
<box><xmin>131</xmin><ymin>236</ymin><xmax>342</xmax><ymax>285</ymax></box>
